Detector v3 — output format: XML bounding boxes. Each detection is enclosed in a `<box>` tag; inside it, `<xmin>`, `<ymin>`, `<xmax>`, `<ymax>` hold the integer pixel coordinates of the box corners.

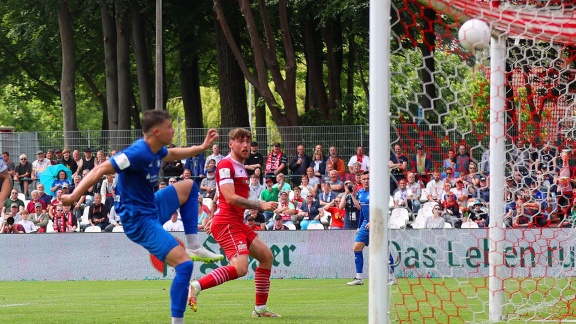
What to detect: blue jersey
<box><xmin>356</xmin><ymin>187</ymin><xmax>370</xmax><ymax>226</ymax></box>
<box><xmin>110</xmin><ymin>139</ymin><xmax>168</xmax><ymax>221</ymax></box>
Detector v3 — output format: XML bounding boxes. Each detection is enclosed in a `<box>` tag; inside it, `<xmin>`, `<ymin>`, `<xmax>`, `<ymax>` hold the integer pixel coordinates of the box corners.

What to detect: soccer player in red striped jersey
<box><xmin>188</xmin><ymin>128</ymin><xmax>281</xmax><ymax>317</ymax></box>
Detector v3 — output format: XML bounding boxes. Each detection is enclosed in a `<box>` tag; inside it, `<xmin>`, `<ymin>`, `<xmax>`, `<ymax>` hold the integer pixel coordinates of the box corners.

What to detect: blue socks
<box><xmin>389</xmin><ymin>253</ymin><xmax>395</xmax><ymax>274</ymax></box>
<box><xmin>170</xmin><ymin>260</ymin><xmax>193</xmax><ymax>318</ymax></box>
<box><xmin>354</xmin><ymin>251</ymin><xmax>364</xmax><ymax>274</ymax></box>
<box><xmin>179</xmin><ymin>182</ymin><xmax>199</xmax><ymax>235</ymax></box>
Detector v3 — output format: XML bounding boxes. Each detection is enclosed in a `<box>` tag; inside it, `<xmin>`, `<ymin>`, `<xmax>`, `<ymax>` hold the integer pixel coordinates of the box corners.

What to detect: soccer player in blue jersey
<box><xmin>62</xmin><ymin>110</ymin><xmax>223</xmax><ymax>324</ymax></box>
<box><xmin>346</xmin><ymin>171</ymin><xmax>396</xmax><ymax>286</ymax></box>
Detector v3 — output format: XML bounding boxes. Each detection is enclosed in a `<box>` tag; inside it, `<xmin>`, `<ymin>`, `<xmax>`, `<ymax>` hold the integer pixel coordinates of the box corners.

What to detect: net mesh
<box><xmin>388</xmin><ymin>1</ymin><xmax>576</xmax><ymax>322</ymax></box>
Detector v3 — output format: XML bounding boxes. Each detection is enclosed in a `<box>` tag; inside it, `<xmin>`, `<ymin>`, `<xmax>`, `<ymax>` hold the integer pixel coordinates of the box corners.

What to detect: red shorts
<box><xmin>211</xmin><ymin>222</ymin><xmax>258</xmax><ymax>261</ymax></box>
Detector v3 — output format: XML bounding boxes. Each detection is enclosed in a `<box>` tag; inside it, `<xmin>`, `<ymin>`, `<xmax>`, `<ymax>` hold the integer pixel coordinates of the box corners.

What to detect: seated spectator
<box><xmin>105</xmin><ymin>206</ymin><xmax>122</xmax><ymax>232</ymax></box>
<box><xmin>393</xmin><ymin>180</ymin><xmax>413</xmax><ymax>211</ymax></box>
<box><xmin>344</xmin><ymin>162</ymin><xmax>362</xmax><ymax>191</ymax></box>
<box><xmin>53</xmin><ymin>205</ymin><xmax>76</xmax><ymax>232</ymax></box>
<box><xmin>36</xmin><ymin>184</ymin><xmax>52</xmax><ymax>207</ymax></box>
<box><xmin>271</xmin><ymin>215</ymin><xmax>289</xmax><ymax>231</ymax></box>
<box><xmin>200</xmin><ymin>168</ymin><xmax>217</xmax><ymax>199</ymax></box>
<box><xmin>327</xmin><ymin>153</ymin><xmax>346</xmax><ymax>179</ymax></box>
<box><xmin>299</xmin><ymin>174</ymin><xmax>313</xmax><ymax>199</ymax></box>
<box><xmin>471</xmin><ymin>177</ymin><xmax>490</xmax><ymax>204</ymax></box>
<box><xmin>245</xmin><ymin>208</ymin><xmax>266</xmax><ymax>228</ymax></box>
<box><xmin>318</xmin><ymin>182</ymin><xmax>337</xmax><ymax>207</ymax></box>
<box><xmin>291</xmin><ymin>186</ymin><xmax>304</xmax><ymax>210</ymax></box>
<box><xmin>272</xmin><ymin>173</ymin><xmax>291</xmax><ymax>197</ymax></box>
<box><xmin>203</xmin><ymin>159</ymin><xmax>217</xmax><ymax>177</ymax></box>
<box><xmin>259</xmin><ymin>178</ymin><xmax>279</xmax><ymax>225</ymax></box>
<box><xmin>264</xmin><ymin>142</ymin><xmax>287</xmax><ymax>181</ymax></box>
<box><xmin>426</xmin><ymin>171</ymin><xmax>444</xmax><ymax>203</ymax></box>
<box><xmin>443</xmin><ymin>167</ymin><xmax>456</xmax><ymax>186</ymax></box>
<box><xmin>406</xmin><ymin>172</ymin><xmax>423</xmax><ymax>214</ymax></box>
<box><xmin>86</xmin><ymin>193</ymin><xmax>108</xmax><ymax>231</ymax></box>
<box><xmin>197</xmin><ymin>196</ymin><xmax>209</xmax><ymax>231</ymax></box>
<box><xmin>425</xmin><ymin>204</ymin><xmax>445</xmax><ymax>229</ymax></box>
<box><xmin>325</xmin><ymin>170</ymin><xmax>344</xmax><ymax>194</ymax></box>
<box><xmin>14</xmin><ymin>154</ymin><xmax>32</xmax><ymax>199</ymax></box>
<box><xmin>48</xmin><ymin>189</ymin><xmax>65</xmax><ymax>220</ymax></box>
<box><xmin>5</xmin><ymin>203</ymin><xmax>22</xmax><ymax>223</ymax></box>
<box><xmin>181</xmin><ymin>169</ymin><xmax>193</xmax><ymax>181</ymax></box>
<box><xmin>267</xmin><ymin>191</ymin><xmax>295</xmax><ymax>230</ymax></box>
<box><xmin>168</xmin><ymin>177</ymin><xmax>178</xmax><ymax>185</ymax></box>
<box><xmin>17</xmin><ymin>210</ymin><xmax>37</xmax><ymax>233</ymax></box>
<box><xmin>246</xmin><ymin>215</ymin><xmax>262</xmax><ymax>231</ymax></box>
<box><xmin>468</xmin><ymin>200</ymin><xmax>489</xmax><ymax>227</ymax></box>
<box><xmin>163</xmin><ymin>211</ymin><xmax>184</xmax><ymax>232</ymax></box>
<box><xmin>411</xmin><ymin>144</ymin><xmax>432</xmax><ymax>183</ymax></box>
<box><xmin>442</xmin><ymin>194</ymin><xmax>462</xmax><ymax>228</ymax></box>
<box><xmin>1</xmin><ymin>217</ymin><xmax>25</xmax><ymax>233</ymax></box>
<box><xmin>50</xmin><ymin>170</ymin><xmax>71</xmax><ymax>196</ymax></box>
<box><xmin>3</xmin><ymin>189</ymin><xmax>25</xmax><ymax>215</ymax></box>
<box><xmin>29</xmin><ymin>203</ymin><xmax>49</xmax><ymax>233</ymax></box>
<box><xmin>451</xmin><ymin>179</ymin><xmax>469</xmax><ymax>214</ymax></box>
<box><xmin>100</xmin><ymin>173</ymin><xmax>116</xmax><ymax>198</ymax></box>
<box><xmin>348</xmin><ymin>146</ymin><xmax>370</xmax><ymax>173</ymax></box>
<box><xmin>248</xmin><ymin>173</ymin><xmax>265</xmax><ymax>202</ymax></box>
<box><xmin>320</xmin><ymin>193</ymin><xmax>345</xmax><ymax>229</ymax></box>
<box><xmin>305</xmin><ymin>167</ymin><xmax>321</xmax><ymax>196</ymax></box>
<box><xmin>295</xmin><ymin>192</ymin><xmax>321</xmax><ymax>230</ymax></box>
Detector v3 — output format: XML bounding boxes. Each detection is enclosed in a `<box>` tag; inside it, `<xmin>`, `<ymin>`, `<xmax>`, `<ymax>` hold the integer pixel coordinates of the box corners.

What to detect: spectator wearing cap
<box><xmin>410</xmin><ymin>143</ymin><xmax>432</xmax><ymax>183</ymax></box>
<box><xmin>5</xmin><ymin>203</ymin><xmax>22</xmax><ymax>223</ymax></box>
<box><xmin>245</xmin><ymin>141</ymin><xmax>264</xmax><ymax>180</ymax></box>
<box><xmin>31</xmin><ymin>150</ymin><xmax>51</xmax><ymax>186</ymax></box>
<box><xmin>348</xmin><ymin>146</ymin><xmax>370</xmax><ymax>174</ymax></box>
<box><xmin>270</xmin><ymin>215</ymin><xmax>289</xmax><ymax>231</ymax></box>
<box><xmin>200</xmin><ymin>168</ymin><xmax>217</xmax><ymax>199</ymax></box>
<box><xmin>76</xmin><ymin>147</ymin><xmax>95</xmax><ymax>176</ymax></box>
<box><xmin>45</xmin><ymin>149</ymin><xmax>57</xmax><ymax>165</ymax></box>
<box><xmin>54</xmin><ymin>149</ymin><xmax>63</xmax><ymax>161</ymax></box>
<box><xmin>29</xmin><ymin>202</ymin><xmax>49</xmax><ymax>233</ymax></box>
<box><xmin>245</xmin><ymin>208</ymin><xmax>265</xmax><ymax>230</ymax></box>
<box><xmin>451</xmin><ymin>178</ymin><xmax>469</xmax><ymax>214</ymax></box>
<box><xmin>468</xmin><ymin>200</ymin><xmax>489</xmax><ymax>227</ymax></box>
<box><xmin>50</xmin><ymin>170</ymin><xmax>71</xmax><ymax>197</ymax></box>
<box><xmin>264</xmin><ymin>142</ymin><xmax>287</xmax><ymax>183</ymax></box>
<box><xmin>268</xmin><ymin>191</ymin><xmax>295</xmax><ymax>230</ymax></box>
<box><xmin>204</xmin><ymin>144</ymin><xmax>224</xmax><ymax>169</ymax></box>
<box><xmin>57</xmin><ymin>148</ymin><xmax>78</xmax><ymax>175</ymax></box>
<box><xmin>288</xmin><ymin>144</ymin><xmax>312</xmax><ymax>187</ymax></box>
<box><xmin>248</xmin><ymin>173</ymin><xmax>265</xmax><ymax>202</ymax></box>
<box><xmin>472</xmin><ymin>177</ymin><xmax>490</xmax><ymax>204</ymax></box>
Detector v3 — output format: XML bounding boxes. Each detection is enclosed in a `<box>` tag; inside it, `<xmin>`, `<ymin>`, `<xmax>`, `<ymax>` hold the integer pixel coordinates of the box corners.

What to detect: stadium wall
<box><xmin>2</xmin><ymin>229</ymin><xmax>575</xmax><ymax>281</ymax></box>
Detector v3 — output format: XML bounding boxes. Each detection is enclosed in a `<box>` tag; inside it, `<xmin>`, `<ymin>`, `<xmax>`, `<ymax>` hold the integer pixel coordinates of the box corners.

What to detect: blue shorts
<box><xmin>122</xmin><ymin>186</ymin><xmax>182</xmax><ymax>262</ymax></box>
<box><xmin>355</xmin><ymin>221</ymin><xmax>369</xmax><ymax>246</ymax></box>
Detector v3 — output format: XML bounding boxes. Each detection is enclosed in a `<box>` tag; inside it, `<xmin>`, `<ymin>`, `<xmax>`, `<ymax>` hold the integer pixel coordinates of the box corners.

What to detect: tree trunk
<box><xmin>323</xmin><ymin>17</ymin><xmax>343</xmax><ymax>118</ymax></box>
<box><xmin>115</xmin><ymin>0</ymin><xmax>132</xmax><ymax>130</ymax></box>
<box><xmin>419</xmin><ymin>8</ymin><xmax>437</xmax><ymax>122</ymax></box>
<box><xmin>215</xmin><ymin>8</ymin><xmax>248</xmax><ymax>128</ymax></box>
<box><xmin>179</xmin><ymin>27</ymin><xmax>203</xmax><ymax>129</ymax></box>
<box><xmin>345</xmin><ymin>32</ymin><xmax>355</xmax><ymax>124</ymax></box>
<box><xmin>59</xmin><ymin>0</ymin><xmax>79</xmax><ymax>148</ymax></box>
<box><xmin>101</xmin><ymin>0</ymin><xmax>118</xmax><ymax>131</ymax></box>
<box><xmin>131</xmin><ymin>0</ymin><xmax>153</xmax><ymax>112</ymax></box>
<box><xmin>303</xmin><ymin>17</ymin><xmax>328</xmax><ymax>116</ymax></box>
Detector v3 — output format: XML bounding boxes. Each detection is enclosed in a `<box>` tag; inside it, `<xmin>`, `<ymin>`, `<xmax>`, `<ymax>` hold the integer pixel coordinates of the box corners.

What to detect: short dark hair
<box><xmin>2</xmin><ymin>152</ymin><xmax>8</xmax><ymax>156</ymax></box>
<box><xmin>142</xmin><ymin>110</ymin><xmax>172</xmax><ymax>134</ymax></box>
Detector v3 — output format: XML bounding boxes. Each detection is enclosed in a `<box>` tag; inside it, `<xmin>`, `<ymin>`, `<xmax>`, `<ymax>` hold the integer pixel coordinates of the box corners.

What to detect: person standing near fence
<box><xmin>61</xmin><ymin>110</ymin><xmax>223</xmax><ymax>324</ymax></box>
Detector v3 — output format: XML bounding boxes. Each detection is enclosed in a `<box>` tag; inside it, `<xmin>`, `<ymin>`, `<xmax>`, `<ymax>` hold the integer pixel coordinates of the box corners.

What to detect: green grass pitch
<box><xmin>2</xmin><ymin>278</ymin><xmax>576</xmax><ymax>323</ymax></box>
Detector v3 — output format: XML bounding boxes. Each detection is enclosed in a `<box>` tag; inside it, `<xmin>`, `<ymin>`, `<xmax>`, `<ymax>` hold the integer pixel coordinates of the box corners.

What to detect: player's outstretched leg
<box><xmin>188</xmin><ymin>265</ymin><xmax>239</xmax><ymax>311</ymax></box>
<box><xmin>178</xmin><ymin>181</ymin><xmax>223</xmax><ymax>263</ymax></box>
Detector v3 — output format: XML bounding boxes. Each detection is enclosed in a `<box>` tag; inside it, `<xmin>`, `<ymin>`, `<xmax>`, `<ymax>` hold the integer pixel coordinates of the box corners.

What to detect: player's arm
<box><xmin>62</xmin><ymin>161</ymin><xmax>115</xmax><ymax>206</ymax></box>
<box><xmin>164</xmin><ymin>129</ymin><xmax>218</xmax><ymax>162</ymax></box>
<box><xmin>219</xmin><ymin>182</ymin><xmax>277</xmax><ymax>212</ymax></box>
<box><xmin>0</xmin><ymin>169</ymin><xmax>13</xmax><ymax>210</ymax></box>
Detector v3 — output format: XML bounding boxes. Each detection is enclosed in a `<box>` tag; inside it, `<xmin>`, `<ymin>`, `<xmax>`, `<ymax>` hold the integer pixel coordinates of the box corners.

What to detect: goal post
<box><xmin>377</xmin><ymin>0</ymin><xmax>576</xmax><ymax>322</ymax></box>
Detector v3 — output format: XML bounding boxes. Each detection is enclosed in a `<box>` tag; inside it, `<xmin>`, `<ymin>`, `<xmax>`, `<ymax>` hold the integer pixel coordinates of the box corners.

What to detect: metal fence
<box><xmin>0</xmin><ymin>124</ymin><xmax>491</xmax><ymax>168</ymax></box>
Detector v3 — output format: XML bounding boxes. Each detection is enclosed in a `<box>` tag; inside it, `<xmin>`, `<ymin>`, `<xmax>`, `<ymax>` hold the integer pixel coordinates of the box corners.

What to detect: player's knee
<box><xmin>235</xmin><ymin>264</ymin><xmax>249</xmax><ymax>277</ymax></box>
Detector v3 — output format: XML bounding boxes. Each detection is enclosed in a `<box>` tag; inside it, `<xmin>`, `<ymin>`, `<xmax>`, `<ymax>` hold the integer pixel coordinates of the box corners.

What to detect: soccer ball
<box><xmin>458</xmin><ymin>19</ymin><xmax>491</xmax><ymax>51</ymax></box>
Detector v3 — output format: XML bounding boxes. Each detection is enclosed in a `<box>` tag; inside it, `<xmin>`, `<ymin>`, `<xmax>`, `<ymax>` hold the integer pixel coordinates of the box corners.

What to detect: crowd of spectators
<box><xmin>4</xmin><ymin>137</ymin><xmax>569</xmax><ymax>233</ymax></box>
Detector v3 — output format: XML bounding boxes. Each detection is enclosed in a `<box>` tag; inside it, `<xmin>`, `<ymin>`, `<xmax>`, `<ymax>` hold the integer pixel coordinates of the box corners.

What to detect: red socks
<box><xmin>255</xmin><ymin>267</ymin><xmax>271</xmax><ymax>306</ymax></box>
<box><xmin>198</xmin><ymin>266</ymin><xmax>239</xmax><ymax>290</ymax></box>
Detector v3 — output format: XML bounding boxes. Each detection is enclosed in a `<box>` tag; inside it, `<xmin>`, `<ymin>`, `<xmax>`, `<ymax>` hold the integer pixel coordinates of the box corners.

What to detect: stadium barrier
<box><xmin>2</xmin><ymin>228</ymin><xmax>575</xmax><ymax>281</ymax></box>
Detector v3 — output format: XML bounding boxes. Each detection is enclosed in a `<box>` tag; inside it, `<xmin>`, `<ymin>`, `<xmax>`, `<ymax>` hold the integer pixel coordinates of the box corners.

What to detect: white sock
<box><xmin>356</xmin><ymin>273</ymin><xmax>363</xmax><ymax>280</ymax></box>
<box><xmin>255</xmin><ymin>305</ymin><xmax>267</xmax><ymax>312</ymax></box>
<box><xmin>192</xmin><ymin>280</ymin><xmax>202</xmax><ymax>293</ymax></box>
<box><xmin>171</xmin><ymin>317</ymin><xmax>184</xmax><ymax>324</ymax></box>
<box><xmin>186</xmin><ymin>234</ymin><xmax>201</xmax><ymax>250</ymax></box>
